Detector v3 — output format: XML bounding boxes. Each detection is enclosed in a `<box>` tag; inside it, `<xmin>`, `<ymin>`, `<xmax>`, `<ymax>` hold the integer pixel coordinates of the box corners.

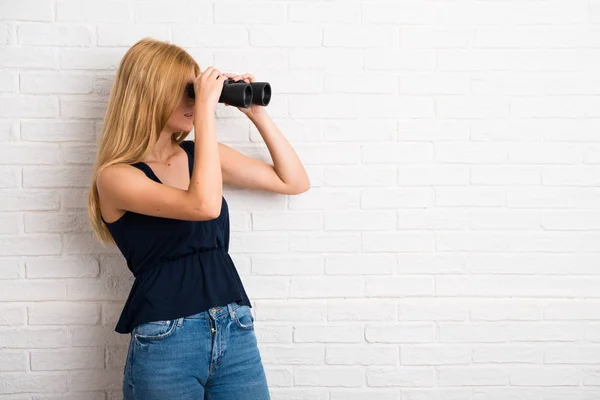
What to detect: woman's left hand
<box><xmin>221</xmin><ymin>73</ymin><xmax>266</xmax><ymax>118</ymax></box>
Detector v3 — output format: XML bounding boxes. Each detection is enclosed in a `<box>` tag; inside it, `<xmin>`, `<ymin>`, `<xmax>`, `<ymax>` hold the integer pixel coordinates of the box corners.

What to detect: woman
<box><xmin>87</xmin><ymin>37</ymin><xmax>310</xmax><ymax>399</ymax></box>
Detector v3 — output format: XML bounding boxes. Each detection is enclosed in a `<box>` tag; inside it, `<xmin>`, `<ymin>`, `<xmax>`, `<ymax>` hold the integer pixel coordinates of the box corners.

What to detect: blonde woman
<box><xmin>87</xmin><ymin>38</ymin><xmax>309</xmax><ymax>399</ymax></box>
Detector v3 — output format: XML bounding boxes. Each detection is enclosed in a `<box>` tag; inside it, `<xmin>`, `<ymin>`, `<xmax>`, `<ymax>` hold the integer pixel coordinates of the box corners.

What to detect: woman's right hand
<box><xmin>193</xmin><ymin>67</ymin><xmax>229</xmax><ymax>109</ymax></box>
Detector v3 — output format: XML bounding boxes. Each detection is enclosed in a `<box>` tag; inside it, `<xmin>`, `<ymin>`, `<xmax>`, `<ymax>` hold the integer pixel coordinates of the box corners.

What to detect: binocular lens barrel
<box><xmin>185</xmin><ymin>79</ymin><xmax>271</xmax><ymax>109</ymax></box>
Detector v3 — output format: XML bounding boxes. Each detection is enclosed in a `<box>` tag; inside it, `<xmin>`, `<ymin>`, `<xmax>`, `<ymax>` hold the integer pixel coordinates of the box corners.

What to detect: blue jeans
<box><xmin>123</xmin><ymin>301</ymin><xmax>270</xmax><ymax>400</ymax></box>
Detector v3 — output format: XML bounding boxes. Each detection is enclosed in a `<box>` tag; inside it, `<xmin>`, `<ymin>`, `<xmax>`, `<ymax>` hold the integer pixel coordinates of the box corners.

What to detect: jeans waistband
<box><xmin>172</xmin><ymin>301</ymin><xmax>243</xmax><ymax>326</ymax></box>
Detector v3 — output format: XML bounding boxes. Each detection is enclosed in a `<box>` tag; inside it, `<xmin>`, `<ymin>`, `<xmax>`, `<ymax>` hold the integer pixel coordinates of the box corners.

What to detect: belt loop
<box><xmin>176</xmin><ymin>317</ymin><xmax>184</xmax><ymax>327</ymax></box>
<box><xmin>227</xmin><ymin>303</ymin><xmax>235</xmax><ymax>320</ymax></box>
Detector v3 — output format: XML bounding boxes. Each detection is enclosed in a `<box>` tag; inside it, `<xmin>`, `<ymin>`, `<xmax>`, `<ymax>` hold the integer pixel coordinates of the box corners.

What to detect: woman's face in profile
<box><xmin>165</xmin><ymin>71</ymin><xmax>196</xmax><ymax>134</ymax></box>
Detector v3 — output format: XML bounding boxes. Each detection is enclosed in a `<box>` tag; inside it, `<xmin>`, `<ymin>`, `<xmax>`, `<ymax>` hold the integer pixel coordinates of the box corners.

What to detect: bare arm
<box><xmin>188</xmin><ymin>103</ymin><xmax>222</xmax><ymax>216</ymax></box>
<box><xmin>97</xmin><ymin>164</ymin><xmax>218</xmax><ymax>221</ymax></box>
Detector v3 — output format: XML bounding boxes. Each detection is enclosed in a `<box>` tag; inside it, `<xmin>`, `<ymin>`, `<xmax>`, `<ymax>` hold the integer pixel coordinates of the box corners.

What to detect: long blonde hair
<box><xmin>87</xmin><ymin>37</ymin><xmax>200</xmax><ymax>246</ymax></box>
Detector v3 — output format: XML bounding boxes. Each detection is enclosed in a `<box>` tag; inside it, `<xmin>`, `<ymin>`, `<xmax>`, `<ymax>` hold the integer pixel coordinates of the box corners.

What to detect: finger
<box><xmin>206</xmin><ymin>68</ymin><xmax>219</xmax><ymax>79</ymax></box>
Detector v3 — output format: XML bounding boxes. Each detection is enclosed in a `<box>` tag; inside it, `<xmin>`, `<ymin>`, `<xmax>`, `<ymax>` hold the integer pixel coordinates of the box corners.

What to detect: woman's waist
<box><xmin>132</xmin><ymin>246</ymin><xmax>230</xmax><ymax>278</ymax></box>
<box><xmin>164</xmin><ymin>245</ymin><xmax>227</xmax><ymax>261</ymax></box>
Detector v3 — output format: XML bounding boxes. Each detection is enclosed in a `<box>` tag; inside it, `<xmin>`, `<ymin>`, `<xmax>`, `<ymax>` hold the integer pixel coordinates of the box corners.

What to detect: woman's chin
<box><xmin>179</xmin><ymin>121</ymin><xmax>194</xmax><ymax>130</ymax></box>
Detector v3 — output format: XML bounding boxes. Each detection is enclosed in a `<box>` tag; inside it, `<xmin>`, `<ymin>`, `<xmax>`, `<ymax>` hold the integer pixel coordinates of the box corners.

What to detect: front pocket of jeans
<box><xmin>233</xmin><ymin>305</ymin><xmax>255</xmax><ymax>330</ymax></box>
<box><xmin>133</xmin><ymin>319</ymin><xmax>177</xmax><ymax>342</ymax></box>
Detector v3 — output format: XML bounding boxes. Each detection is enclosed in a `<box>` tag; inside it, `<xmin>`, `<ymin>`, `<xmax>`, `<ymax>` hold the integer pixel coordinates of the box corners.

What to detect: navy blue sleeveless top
<box><xmin>101</xmin><ymin>140</ymin><xmax>251</xmax><ymax>334</ymax></box>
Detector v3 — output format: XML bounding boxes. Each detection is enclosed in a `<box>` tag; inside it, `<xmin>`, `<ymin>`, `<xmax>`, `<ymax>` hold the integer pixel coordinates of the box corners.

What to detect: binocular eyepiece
<box><xmin>185</xmin><ymin>79</ymin><xmax>271</xmax><ymax>109</ymax></box>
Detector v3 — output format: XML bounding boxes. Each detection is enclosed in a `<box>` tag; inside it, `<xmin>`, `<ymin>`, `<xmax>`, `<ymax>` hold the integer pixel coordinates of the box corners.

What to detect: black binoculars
<box><xmin>185</xmin><ymin>79</ymin><xmax>271</xmax><ymax>109</ymax></box>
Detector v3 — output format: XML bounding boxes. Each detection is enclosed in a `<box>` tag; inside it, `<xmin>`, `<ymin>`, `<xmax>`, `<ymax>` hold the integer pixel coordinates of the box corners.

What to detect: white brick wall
<box><xmin>1</xmin><ymin>0</ymin><xmax>599</xmax><ymax>399</ymax></box>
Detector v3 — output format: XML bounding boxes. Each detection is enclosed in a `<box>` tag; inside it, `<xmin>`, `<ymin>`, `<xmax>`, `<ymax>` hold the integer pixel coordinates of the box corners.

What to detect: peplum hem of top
<box><xmin>114</xmin><ymin>246</ymin><xmax>251</xmax><ymax>334</ymax></box>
